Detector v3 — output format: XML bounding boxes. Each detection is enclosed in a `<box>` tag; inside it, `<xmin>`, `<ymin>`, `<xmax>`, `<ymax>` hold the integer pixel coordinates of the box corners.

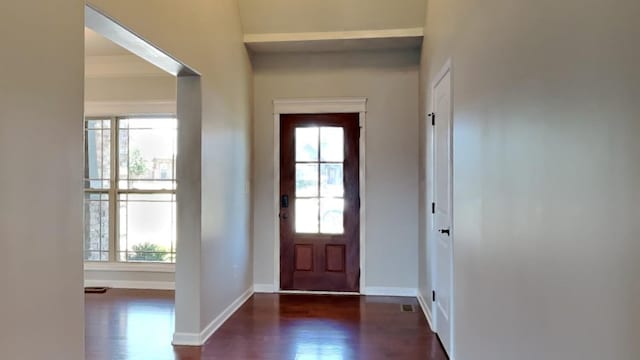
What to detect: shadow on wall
<box><xmin>250</xmin><ymin>49</ymin><xmax>421</xmax><ymax>72</ymax></box>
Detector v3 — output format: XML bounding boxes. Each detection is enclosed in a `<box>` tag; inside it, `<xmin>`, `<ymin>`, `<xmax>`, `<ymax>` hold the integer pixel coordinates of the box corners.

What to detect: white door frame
<box><xmin>428</xmin><ymin>59</ymin><xmax>455</xmax><ymax>358</ymax></box>
<box><xmin>272</xmin><ymin>98</ymin><xmax>367</xmax><ymax>293</ymax></box>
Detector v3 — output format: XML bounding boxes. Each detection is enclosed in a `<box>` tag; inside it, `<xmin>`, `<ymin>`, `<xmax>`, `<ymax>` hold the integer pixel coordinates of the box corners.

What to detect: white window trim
<box><xmin>272</xmin><ymin>97</ymin><xmax>367</xmax><ymax>293</ymax></box>
<box><xmin>84</xmin><ymin>261</ymin><xmax>175</xmax><ymax>273</ymax></box>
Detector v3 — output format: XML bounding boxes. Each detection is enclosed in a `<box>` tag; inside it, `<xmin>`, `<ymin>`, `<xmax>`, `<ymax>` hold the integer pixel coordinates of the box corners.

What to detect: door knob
<box><xmin>438</xmin><ymin>228</ymin><xmax>450</xmax><ymax>236</ymax></box>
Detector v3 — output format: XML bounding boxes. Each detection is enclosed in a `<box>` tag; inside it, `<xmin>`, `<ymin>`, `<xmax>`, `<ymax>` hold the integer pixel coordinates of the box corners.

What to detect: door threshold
<box><xmin>279</xmin><ymin>290</ymin><xmax>360</xmax><ymax>296</ymax></box>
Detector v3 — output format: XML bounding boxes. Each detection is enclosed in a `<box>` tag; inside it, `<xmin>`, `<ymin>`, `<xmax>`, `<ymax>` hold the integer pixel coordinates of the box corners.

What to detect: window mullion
<box><xmin>109</xmin><ymin>116</ymin><xmax>118</xmax><ymax>262</ymax></box>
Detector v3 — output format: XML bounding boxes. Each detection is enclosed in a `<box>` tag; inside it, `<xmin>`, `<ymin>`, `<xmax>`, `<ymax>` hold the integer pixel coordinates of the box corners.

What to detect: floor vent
<box><xmin>401</xmin><ymin>304</ymin><xmax>415</xmax><ymax>312</ymax></box>
<box><xmin>85</xmin><ymin>287</ymin><xmax>109</xmax><ymax>294</ymax></box>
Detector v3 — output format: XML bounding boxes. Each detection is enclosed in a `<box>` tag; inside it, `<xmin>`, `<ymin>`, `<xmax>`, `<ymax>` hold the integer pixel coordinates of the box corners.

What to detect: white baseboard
<box><xmin>255</xmin><ymin>284</ymin><xmax>418</xmax><ymax>298</ymax></box>
<box><xmin>84</xmin><ymin>279</ymin><xmax>175</xmax><ymax>290</ymax></box>
<box><xmin>171</xmin><ymin>332</ymin><xmax>200</xmax><ymax>346</ymax></box>
<box><xmin>172</xmin><ymin>286</ymin><xmax>254</xmax><ymax>346</ymax></box>
<box><xmin>362</xmin><ymin>287</ymin><xmax>417</xmax><ymax>297</ymax></box>
<box><xmin>417</xmin><ymin>292</ymin><xmax>434</xmax><ymax>331</ymax></box>
<box><xmin>280</xmin><ymin>290</ymin><xmax>360</xmax><ymax>296</ymax></box>
<box><xmin>253</xmin><ymin>283</ymin><xmax>276</xmax><ymax>293</ymax></box>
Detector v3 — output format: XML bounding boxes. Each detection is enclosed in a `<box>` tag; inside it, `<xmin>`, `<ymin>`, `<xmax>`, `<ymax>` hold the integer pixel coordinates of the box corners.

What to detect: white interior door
<box><xmin>432</xmin><ymin>66</ymin><xmax>453</xmax><ymax>357</ymax></box>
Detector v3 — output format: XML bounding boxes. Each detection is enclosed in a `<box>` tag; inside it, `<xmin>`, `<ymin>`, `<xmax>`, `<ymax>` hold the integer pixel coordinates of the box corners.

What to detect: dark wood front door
<box><xmin>280</xmin><ymin>113</ymin><xmax>360</xmax><ymax>292</ymax></box>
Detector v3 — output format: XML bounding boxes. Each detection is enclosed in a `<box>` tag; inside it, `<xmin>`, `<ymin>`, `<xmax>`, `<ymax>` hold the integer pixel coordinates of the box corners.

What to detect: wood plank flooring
<box><xmin>85</xmin><ymin>289</ymin><xmax>447</xmax><ymax>360</ymax></box>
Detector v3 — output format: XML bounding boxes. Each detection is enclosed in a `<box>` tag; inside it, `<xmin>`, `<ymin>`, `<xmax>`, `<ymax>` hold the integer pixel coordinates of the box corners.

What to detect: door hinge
<box><xmin>432</xmin><ymin>290</ymin><xmax>436</xmax><ymax>302</ymax></box>
<box><xmin>431</xmin><ymin>202</ymin><xmax>435</xmax><ymax>214</ymax></box>
<box><xmin>429</xmin><ymin>112</ymin><xmax>435</xmax><ymax>126</ymax></box>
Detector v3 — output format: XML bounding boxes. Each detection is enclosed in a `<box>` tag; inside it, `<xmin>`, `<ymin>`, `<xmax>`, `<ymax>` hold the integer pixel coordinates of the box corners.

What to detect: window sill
<box><xmin>84</xmin><ymin>262</ymin><xmax>175</xmax><ymax>273</ymax></box>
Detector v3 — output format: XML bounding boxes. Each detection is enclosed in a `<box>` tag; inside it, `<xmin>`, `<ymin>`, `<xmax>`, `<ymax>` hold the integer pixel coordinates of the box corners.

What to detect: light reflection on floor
<box><xmin>85</xmin><ymin>290</ymin><xmax>179</xmax><ymax>360</ymax></box>
<box><xmin>124</xmin><ymin>303</ymin><xmax>176</xmax><ymax>360</ymax></box>
<box><xmin>291</xmin><ymin>320</ymin><xmax>351</xmax><ymax>360</ymax></box>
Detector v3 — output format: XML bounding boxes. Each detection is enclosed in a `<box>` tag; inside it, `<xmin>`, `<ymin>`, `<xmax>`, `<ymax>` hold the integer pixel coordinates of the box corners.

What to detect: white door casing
<box><xmin>431</xmin><ymin>61</ymin><xmax>454</xmax><ymax>358</ymax></box>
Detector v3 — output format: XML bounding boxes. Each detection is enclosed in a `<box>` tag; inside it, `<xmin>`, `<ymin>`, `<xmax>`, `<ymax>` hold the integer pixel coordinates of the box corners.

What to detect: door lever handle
<box><xmin>438</xmin><ymin>228</ymin><xmax>450</xmax><ymax>236</ymax></box>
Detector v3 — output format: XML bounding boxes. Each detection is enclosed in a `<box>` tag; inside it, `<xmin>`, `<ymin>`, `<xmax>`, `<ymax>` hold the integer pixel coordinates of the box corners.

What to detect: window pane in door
<box><xmin>118</xmin><ymin>118</ymin><xmax>177</xmax><ymax>190</ymax></box>
<box><xmin>296</xmin><ymin>198</ymin><xmax>319</xmax><ymax>233</ymax></box>
<box><xmin>296</xmin><ymin>164</ymin><xmax>319</xmax><ymax>197</ymax></box>
<box><xmin>118</xmin><ymin>193</ymin><xmax>176</xmax><ymax>263</ymax></box>
<box><xmin>320</xmin><ymin>164</ymin><xmax>344</xmax><ymax>197</ymax></box>
<box><xmin>295</xmin><ymin>127</ymin><xmax>319</xmax><ymax>162</ymax></box>
<box><xmin>320</xmin><ymin>127</ymin><xmax>344</xmax><ymax>162</ymax></box>
<box><xmin>320</xmin><ymin>198</ymin><xmax>344</xmax><ymax>234</ymax></box>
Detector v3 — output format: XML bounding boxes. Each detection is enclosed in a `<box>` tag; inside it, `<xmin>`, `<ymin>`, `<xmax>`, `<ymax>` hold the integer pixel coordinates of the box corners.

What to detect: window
<box><xmin>294</xmin><ymin>126</ymin><xmax>345</xmax><ymax>234</ymax></box>
<box><xmin>84</xmin><ymin>116</ymin><xmax>177</xmax><ymax>263</ymax></box>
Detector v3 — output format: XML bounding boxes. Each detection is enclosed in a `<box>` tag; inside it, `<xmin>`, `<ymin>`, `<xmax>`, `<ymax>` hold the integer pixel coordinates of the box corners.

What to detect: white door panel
<box><xmin>432</xmin><ymin>67</ymin><xmax>453</xmax><ymax>357</ymax></box>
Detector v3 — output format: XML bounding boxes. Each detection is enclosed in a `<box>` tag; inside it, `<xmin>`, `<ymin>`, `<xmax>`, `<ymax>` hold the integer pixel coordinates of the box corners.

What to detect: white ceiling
<box><xmin>85</xmin><ymin>28</ymin><xmax>130</xmax><ymax>56</ymax></box>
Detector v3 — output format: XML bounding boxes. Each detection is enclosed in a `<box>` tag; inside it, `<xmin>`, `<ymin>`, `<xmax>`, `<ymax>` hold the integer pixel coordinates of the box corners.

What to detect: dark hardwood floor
<box><xmin>85</xmin><ymin>289</ymin><xmax>447</xmax><ymax>360</ymax></box>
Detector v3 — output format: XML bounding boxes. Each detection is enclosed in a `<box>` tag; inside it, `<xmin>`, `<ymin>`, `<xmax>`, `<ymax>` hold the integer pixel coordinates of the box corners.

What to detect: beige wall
<box><xmin>419</xmin><ymin>0</ymin><xmax>640</xmax><ymax>359</ymax></box>
<box><xmin>239</xmin><ymin>0</ymin><xmax>426</xmax><ymax>34</ymax></box>
<box><xmin>0</xmin><ymin>1</ymin><xmax>85</xmax><ymax>359</ymax></box>
<box><xmin>88</xmin><ymin>0</ymin><xmax>253</xmax><ymax>338</ymax></box>
<box><xmin>252</xmin><ymin>50</ymin><xmax>420</xmax><ymax>291</ymax></box>
<box><xmin>85</xmin><ymin>76</ymin><xmax>175</xmax><ymax>103</ymax></box>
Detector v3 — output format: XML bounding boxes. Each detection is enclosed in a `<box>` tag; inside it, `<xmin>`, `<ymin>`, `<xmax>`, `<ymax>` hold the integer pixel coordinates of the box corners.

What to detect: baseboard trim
<box><xmin>255</xmin><ymin>284</ymin><xmax>418</xmax><ymax>297</ymax></box>
<box><xmin>417</xmin><ymin>292</ymin><xmax>434</xmax><ymax>331</ymax></box>
<box><xmin>280</xmin><ymin>290</ymin><xmax>360</xmax><ymax>296</ymax></box>
<box><xmin>171</xmin><ymin>332</ymin><xmax>200</xmax><ymax>346</ymax></box>
<box><xmin>84</xmin><ymin>279</ymin><xmax>175</xmax><ymax>290</ymax></box>
<box><xmin>253</xmin><ymin>283</ymin><xmax>276</xmax><ymax>293</ymax></box>
<box><xmin>362</xmin><ymin>287</ymin><xmax>417</xmax><ymax>297</ymax></box>
<box><xmin>172</xmin><ymin>286</ymin><xmax>254</xmax><ymax>346</ymax></box>
<box><xmin>199</xmin><ymin>286</ymin><xmax>254</xmax><ymax>344</ymax></box>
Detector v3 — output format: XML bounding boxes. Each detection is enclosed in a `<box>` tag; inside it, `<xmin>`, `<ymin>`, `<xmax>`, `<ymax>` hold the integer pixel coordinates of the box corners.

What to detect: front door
<box><xmin>433</xmin><ymin>67</ymin><xmax>453</xmax><ymax>356</ymax></box>
<box><xmin>280</xmin><ymin>113</ymin><xmax>360</xmax><ymax>292</ymax></box>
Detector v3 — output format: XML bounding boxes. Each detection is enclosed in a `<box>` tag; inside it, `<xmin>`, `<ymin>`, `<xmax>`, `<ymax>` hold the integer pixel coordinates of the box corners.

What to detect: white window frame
<box><xmin>83</xmin><ymin>114</ymin><xmax>177</xmax><ymax>266</ymax></box>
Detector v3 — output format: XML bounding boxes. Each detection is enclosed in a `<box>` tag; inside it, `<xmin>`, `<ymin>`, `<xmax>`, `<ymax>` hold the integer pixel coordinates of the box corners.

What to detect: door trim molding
<box><xmin>274</xmin><ymin>98</ymin><xmax>367</xmax><ymax>114</ymax></box>
<box><xmin>428</xmin><ymin>59</ymin><xmax>455</xmax><ymax>358</ymax></box>
<box><xmin>273</xmin><ymin>97</ymin><xmax>367</xmax><ymax>293</ymax></box>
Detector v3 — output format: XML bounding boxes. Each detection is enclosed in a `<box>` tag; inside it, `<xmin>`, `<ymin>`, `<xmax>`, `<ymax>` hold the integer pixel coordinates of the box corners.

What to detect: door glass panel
<box><xmin>296</xmin><ymin>199</ymin><xmax>319</xmax><ymax>233</ymax></box>
<box><xmin>320</xmin><ymin>127</ymin><xmax>344</xmax><ymax>162</ymax></box>
<box><xmin>320</xmin><ymin>164</ymin><xmax>343</xmax><ymax>197</ymax></box>
<box><xmin>296</xmin><ymin>164</ymin><xmax>319</xmax><ymax>197</ymax></box>
<box><xmin>295</xmin><ymin>127</ymin><xmax>319</xmax><ymax>162</ymax></box>
<box><xmin>294</xmin><ymin>125</ymin><xmax>347</xmax><ymax>235</ymax></box>
<box><xmin>320</xmin><ymin>198</ymin><xmax>344</xmax><ymax>234</ymax></box>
